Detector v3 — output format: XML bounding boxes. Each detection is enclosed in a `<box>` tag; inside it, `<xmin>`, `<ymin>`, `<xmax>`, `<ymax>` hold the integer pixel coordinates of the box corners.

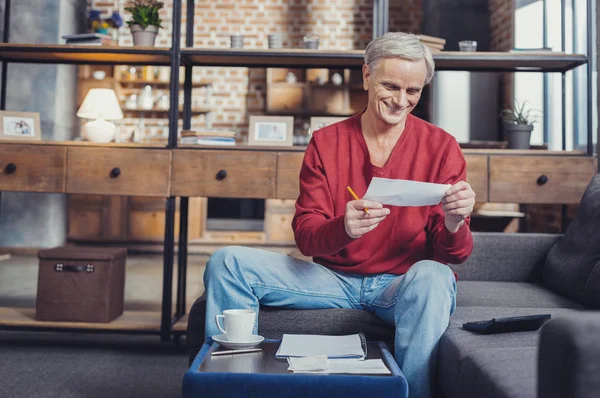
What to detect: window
<box><xmin>515</xmin><ymin>0</ymin><xmax>597</xmax><ymax>152</ymax></box>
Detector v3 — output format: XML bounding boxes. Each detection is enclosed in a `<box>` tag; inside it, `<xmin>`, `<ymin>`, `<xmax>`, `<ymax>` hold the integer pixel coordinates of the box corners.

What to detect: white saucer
<box><xmin>212</xmin><ymin>334</ymin><xmax>265</xmax><ymax>350</ymax></box>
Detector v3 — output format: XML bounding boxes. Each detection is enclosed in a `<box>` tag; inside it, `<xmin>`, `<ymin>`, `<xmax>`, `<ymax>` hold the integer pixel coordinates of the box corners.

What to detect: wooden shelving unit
<box><xmin>0</xmin><ymin>44</ymin><xmax>172</xmax><ymax>65</ymax></box>
<box><xmin>179</xmin><ymin>47</ymin><xmax>587</xmax><ymax>72</ymax></box>
<box><xmin>121</xmin><ymin>107</ymin><xmax>212</xmax><ymax>115</ymax></box>
<box><xmin>118</xmin><ymin>79</ymin><xmax>214</xmax><ymax>88</ymax></box>
<box><xmin>2</xmin><ymin>44</ymin><xmax>583</xmax><ymax>72</ymax></box>
<box><xmin>0</xmin><ymin>0</ymin><xmax>593</xmax><ymax>342</ymax></box>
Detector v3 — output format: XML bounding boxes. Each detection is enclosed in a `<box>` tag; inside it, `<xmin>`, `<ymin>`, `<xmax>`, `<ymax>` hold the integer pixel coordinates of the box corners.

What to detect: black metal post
<box><xmin>176</xmin><ymin>196</ymin><xmax>189</xmax><ymax>317</ymax></box>
<box><xmin>175</xmin><ymin>0</ymin><xmax>195</xmax><ymax>318</ymax></box>
<box><xmin>2</xmin><ymin>0</ymin><xmax>10</xmax><ymax>43</ymax></box>
<box><xmin>160</xmin><ymin>0</ymin><xmax>183</xmax><ymax>342</ymax></box>
<box><xmin>168</xmin><ymin>0</ymin><xmax>183</xmax><ymax>149</ymax></box>
<box><xmin>160</xmin><ymin>197</ymin><xmax>176</xmax><ymax>342</ymax></box>
<box><xmin>186</xmin><ymin>0</ymin><xmax>195</xmax><ymax>48</ymax></box>
<box><xmin>1</xmin><ymin>0</ymin><xmax>11</xmax><ymax>110</ymax></box>
<box><xmin>586</xmin><ymin>0</ymin><xmax>593</xmax><ymax>156</ymax></box>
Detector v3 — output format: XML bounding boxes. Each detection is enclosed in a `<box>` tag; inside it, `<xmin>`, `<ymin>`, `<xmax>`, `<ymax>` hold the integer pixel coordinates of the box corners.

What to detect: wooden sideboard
<box><xmin>1</xmin><ymin>142</ymin><xmax>597</xmax><ymax>245</ymax></box>
<box><xmin>0</xmin><ymin>141</ymin><xmax>596</xmax><ymax>199</ymax></box>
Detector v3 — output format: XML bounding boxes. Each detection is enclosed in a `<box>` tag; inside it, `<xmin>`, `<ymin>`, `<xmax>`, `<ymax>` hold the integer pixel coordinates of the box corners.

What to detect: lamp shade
<box><xmin>77</xmin><ymin>88</ymin><xmax>124</xmax><ymax>120</ymax></box>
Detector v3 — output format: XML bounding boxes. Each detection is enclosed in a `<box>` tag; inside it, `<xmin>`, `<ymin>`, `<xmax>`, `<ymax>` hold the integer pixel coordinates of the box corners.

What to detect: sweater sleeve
<box><xmin>426</xmin><ymin>139</ymin><xmax>474</xmax><ymax>264</ymax></box>
<box><xmin>291</xmin><ymin>139</ymin><xmax>355</xmax><ymax>257</ymax></box>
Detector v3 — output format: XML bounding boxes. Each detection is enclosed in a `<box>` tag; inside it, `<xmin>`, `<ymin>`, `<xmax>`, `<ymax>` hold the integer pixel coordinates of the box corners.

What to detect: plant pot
<box><xmin>130</xmin><ymin>24</ymin><xmax>158</xmax><ymax>47</ymax></box>
<box><xmin>504</xmin><ymin>123</ymin><xmax>533</xmax><ymax>149</ymax></box>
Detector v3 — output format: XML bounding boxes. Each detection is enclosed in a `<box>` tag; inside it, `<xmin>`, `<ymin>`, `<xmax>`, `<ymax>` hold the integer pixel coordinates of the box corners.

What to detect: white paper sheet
<box><xmin>363</xmin><ymin>177</ymin><xmax>451</xmax><ymax>207</ymax></box>
<box><xmin>287</xmin><ymin>356</ymin><xmax>391</xmax><ymax>375</ymax></box>
<box><xmin>275</xmin><ymin>334</ymin><xmax>366</xmax><ymax>359</ymax></box>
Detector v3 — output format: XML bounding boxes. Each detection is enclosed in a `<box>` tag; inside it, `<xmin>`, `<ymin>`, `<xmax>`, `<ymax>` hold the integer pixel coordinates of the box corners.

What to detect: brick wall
<box><xmin>91</xmin><ymin>0</ymin><xmax>422</xmax><ymax>139</ymax></box>
<box><xmin>489</xmin><ymin>0</ymin><xmax>514</xmax><ymax>110</ymax></box>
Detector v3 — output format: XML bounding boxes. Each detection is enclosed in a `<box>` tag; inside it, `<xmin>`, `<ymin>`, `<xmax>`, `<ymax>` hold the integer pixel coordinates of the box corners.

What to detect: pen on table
<box><xmin>211</xmin><ymin>348</ymin><xmax>262</xmax><ymax>356</ymax></box>
<box><xmin>346</xmin><ymin>186</ymin><xmax>369</xmax><ymax>214</ymax></box>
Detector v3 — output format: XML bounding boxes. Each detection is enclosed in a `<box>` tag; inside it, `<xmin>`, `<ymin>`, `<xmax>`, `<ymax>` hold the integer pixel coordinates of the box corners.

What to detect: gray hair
<box><xmin>364</xmin><ymin>32</ymin><xmax>435</xmax><ymax>85</ymax></box>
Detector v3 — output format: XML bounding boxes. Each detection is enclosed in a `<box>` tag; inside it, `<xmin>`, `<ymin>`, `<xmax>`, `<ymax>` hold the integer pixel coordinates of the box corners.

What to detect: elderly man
<box><xmin>204</xmin><ymin>32</ymin><xmax>476</xmax><ymax>398</ymax></box>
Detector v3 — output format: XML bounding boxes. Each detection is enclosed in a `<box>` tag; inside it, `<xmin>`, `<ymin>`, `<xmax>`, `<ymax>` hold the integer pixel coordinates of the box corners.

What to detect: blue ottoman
<box><xmin>182</xmin><ymin>339</ymin><xmax>408</xmax><ymax>398</ymax></box>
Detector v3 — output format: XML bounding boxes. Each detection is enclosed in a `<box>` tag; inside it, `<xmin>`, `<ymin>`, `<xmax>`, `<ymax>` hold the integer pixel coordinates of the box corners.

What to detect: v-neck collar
<box><xmin>353</xmin><ymin>112</ymin><xmax>414</xmax><ymax>175</ymax></box>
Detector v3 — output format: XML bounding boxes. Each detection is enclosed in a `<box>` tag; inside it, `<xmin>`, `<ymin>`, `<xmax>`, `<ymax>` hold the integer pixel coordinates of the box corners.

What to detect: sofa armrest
<box><xmin>538</xmin><ymin>313</ymin><xmax>600</xmax><ymax>398</ymax></box>
<box><xmin>449</xmin><ymin>232</ymin><xmax>561</xmax><ymax>282</ymax></box>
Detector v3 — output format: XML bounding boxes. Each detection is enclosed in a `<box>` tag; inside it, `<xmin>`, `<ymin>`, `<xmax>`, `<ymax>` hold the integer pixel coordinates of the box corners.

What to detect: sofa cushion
<box><xmin>454</xmin><ymin>347</ymin><xmax>538</xmax><ymax>398</ymax></box>
<box><xmin>543</xmin><ymin>174</ymin><xmax>600</xmax><ymax>307</ymax></box>
<box><xmin>438</xmin><ymin>306</ymin><xmax>583</xmax><ymax>398</ymax></box>
<box><xmin>450</xmin><ymin>233</ymin><xmax>561</xmax><ymax>282</ymax></box>
<box><xmin>258</xmin><ymin>306</ymin><xmax>393</xmax><ymax>344</ymax></box>
<box><xmin>457</xmin><ymin>281</ymin><xmax>585</xmax><ymax>309</ymax></box>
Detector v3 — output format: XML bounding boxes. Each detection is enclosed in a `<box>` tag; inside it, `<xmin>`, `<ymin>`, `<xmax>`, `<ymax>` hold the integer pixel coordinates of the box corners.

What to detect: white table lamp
<box><xmin>77</xmin><ymin>88</ymin><xmax>124</xmax><ymax>143</ymax></box>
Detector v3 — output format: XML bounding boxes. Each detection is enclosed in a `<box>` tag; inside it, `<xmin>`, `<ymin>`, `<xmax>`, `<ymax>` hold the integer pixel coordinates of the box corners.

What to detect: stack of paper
<box><xmin>275</xmin><ymin>334</ymin><xmax>366</xmax><ymax>359</ymax></box>
<box><xmin>287</xmin><ymin>356</ymin><xmax>390</xmax><ymax>375</ymax></box>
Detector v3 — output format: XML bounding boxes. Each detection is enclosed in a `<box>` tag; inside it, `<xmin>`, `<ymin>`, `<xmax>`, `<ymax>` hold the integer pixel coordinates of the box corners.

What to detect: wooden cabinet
<box><xmin>465</xmin><ymin>155</ymin><xmax>488</xmax><ymax>202</ymax></box>
<box><xmin>489</xmin><ymin>155</ymin><xmax>596</xmax><ymax>204</ymax></box>
<box><xmin>276</xmin><ymin>152</ymin><xmax>304</xmax><ymax>199</ymax></box>
<box><xmin>66</xmin><ymin>147</ymin><xmax>171</xmax><ymax>197</ymax></box>
<box><xmin>54</xmin><ymin>146</ymin><xmax>597</xmax><ymax>246</ymax></box>
<box><xmin>0</xmin><ymin>145</ymin><xmax>66</xmax><ymax>193</ymax></box>
<box><xmin>171</xmin><ymin>149</ymin><xmax>277</xmax><ymax>198</ymax></box>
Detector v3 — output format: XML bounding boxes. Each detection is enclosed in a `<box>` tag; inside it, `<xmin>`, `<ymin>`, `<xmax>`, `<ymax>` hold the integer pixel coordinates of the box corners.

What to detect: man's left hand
<box><xmin>441</xmin><ymin>181</ymin><xmax>476</xmax><ymax>233</ymax></box>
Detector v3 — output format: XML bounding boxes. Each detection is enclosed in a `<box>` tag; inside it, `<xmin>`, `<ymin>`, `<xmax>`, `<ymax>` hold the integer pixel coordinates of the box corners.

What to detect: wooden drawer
<box><xmin>489</xmin><ymin>155</ymin><xmax>596</xmax><ymax>204</ymax></box>
<box><xmin>465</xmin><ymin>155</ymin><xmax>488</xmax><ymax>202</ymax></box>
<box><xmin>0</xmin><ymin>145</ymin><xmax>66</xmax><ymax>192</ymax></box>
<box><xmin>172</xmin><ymin>149</ymin><xmax>277</xmax><ymax>198</ymax></box>
<box><xmin>66</xmin><ymin>148</ymin><xmax>171</xmax><ymax>197</ymax></box>
<box><xmin>276</xmin><ymin>152</ymin><xmax>304</xmax><ymax>199</ymax></box>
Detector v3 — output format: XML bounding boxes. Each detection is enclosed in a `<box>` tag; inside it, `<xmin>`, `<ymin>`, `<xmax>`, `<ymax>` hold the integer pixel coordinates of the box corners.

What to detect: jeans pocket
<box><xmin>369</xmin><ymin>275</ymin><xmax>403</xmax><ymax>309</ymax></box>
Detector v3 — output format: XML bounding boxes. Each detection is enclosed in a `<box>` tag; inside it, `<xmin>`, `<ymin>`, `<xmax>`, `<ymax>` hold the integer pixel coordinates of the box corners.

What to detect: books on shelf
<box><xmin>180</xmin><ymin>129</ymin><xmax>237</xmax><ymax>146</ymax></box>
<box><xmin>62</xmin><ymin>33</ymin><xmax>118</xmax><ymax>46</ymax></box>
<box><xmin>416</xmin><ymin>35</ymin><xmax>446</xmax><ymax>52</ymax></box>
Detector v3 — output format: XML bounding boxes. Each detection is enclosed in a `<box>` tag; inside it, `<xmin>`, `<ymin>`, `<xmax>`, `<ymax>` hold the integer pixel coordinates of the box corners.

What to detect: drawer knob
<box><xmin>4</xmin><ymin>163</ymin><xmax>16</xmax><ymax>174</ymax></box>
<box><xmin>110</xmin><ymin>167</ymin><xmax>121</xmax><ymax>178</ymax></box>
<box><xmin>536</xmin><ymin>175</ymin><xmax>549</xmax><ymax>186</ymax></box>
<box><xmin>216</xmin><ymin>169</ymin><xmax>227</xmax><ymax>181</ymax></box>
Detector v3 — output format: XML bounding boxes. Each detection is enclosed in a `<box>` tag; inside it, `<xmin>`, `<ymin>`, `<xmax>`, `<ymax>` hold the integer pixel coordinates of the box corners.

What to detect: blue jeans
<box><xmin>204</xmin><ymin>246</ymin><xmax>457</xmax><ymax>398</ymax></box>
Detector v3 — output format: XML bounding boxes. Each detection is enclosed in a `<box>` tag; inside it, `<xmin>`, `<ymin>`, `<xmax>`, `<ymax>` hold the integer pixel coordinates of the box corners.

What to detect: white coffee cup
<box><xmin>215</xmin><ymin>309</ymin><xmax>256</xmax><ymax>342</ymax></box>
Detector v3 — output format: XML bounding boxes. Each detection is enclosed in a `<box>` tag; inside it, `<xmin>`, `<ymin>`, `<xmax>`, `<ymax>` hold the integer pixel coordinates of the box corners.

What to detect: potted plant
<box><xmin>501</xmin><ymin>99</ymin><xmax>538</xmax><ymax>149</ymax></box>
<box><xmin>125</xmin><ymin>0</ymin><xmax>164</xmax><ymax>47</ymax></box>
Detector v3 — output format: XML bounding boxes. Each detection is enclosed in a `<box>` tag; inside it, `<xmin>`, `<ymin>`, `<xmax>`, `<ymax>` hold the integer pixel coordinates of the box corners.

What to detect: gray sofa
<box><xmin>186</xmin><ymin>176</ymin><xmax>600</xmax><ymax>398</ymax></box>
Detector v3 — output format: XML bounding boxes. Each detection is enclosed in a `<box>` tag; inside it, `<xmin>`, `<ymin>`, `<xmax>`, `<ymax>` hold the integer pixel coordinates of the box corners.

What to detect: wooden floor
<box><xmin>0</xmin><ymin>254</ymin><xmax>207</xmax><ymax>334</ymax></box>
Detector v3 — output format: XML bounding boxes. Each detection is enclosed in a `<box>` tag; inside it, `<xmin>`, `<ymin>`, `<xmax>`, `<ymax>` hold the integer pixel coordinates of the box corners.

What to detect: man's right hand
<box><xmin>344</xmin><ymin>200</ymin><xmax>390</xmax><ymax>239</ymax></box>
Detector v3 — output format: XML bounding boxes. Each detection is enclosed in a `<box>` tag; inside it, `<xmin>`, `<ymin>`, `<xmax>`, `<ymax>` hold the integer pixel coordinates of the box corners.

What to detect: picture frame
<box><xmin>0</xmin><ymin>111</ymin><xmax>42</xmax><ymax>141</ymax></box>
<box><xmin>248</xmin><ymin>115</ymin><xmax>294</xmax><ymax>146</ymax></box>
<box><xmin>309</xmin><ymin>116</ymin><xmax>348</xmax><ymax>135</ymax></box>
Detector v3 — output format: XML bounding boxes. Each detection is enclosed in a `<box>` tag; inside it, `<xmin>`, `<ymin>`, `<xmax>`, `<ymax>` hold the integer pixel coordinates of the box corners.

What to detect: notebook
<box><xmin>275</xmin><ymin>333</ymin><xmax>367</xmax><ymax>359</ymax></box>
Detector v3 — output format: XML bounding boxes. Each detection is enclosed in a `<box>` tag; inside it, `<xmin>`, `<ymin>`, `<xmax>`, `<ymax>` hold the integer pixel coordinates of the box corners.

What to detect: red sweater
<box><xmin>292</xmin><ymin>113</ymin><xmax>473</xmax><ymax>275</ymax></box>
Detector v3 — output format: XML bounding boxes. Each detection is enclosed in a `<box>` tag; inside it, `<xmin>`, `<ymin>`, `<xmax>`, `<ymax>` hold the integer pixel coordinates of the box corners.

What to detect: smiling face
<box><xmin>362</xmin><ymin>57</ymin><xmax>427</xmax><ymax>127</ymax></box>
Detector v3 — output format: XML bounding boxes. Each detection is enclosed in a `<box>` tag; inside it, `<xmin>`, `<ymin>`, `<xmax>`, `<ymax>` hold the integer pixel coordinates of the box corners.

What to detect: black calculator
<box><xmin>463</xmin><ymin>314</ymin><xmax>552</xmax><ymax>334</ymax></box>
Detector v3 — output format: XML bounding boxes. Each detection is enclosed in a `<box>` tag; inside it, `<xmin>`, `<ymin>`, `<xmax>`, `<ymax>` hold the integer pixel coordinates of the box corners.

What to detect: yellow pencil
<box><xmin>346</xmin><ymin>186</ymin><xmax>369</xmax><ymax>214</ymax></box>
